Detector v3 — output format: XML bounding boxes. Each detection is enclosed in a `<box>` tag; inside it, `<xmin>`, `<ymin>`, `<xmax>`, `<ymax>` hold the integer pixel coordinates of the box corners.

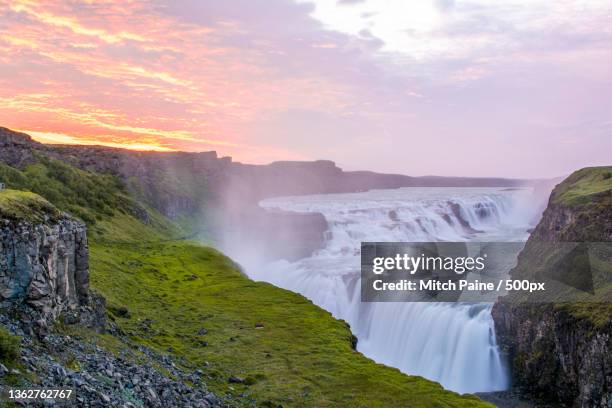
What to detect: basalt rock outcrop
<box><xmin>0</xmin><ymin>197</ymin><xmax>89</xmax><ymax>319</ymax></box>
<box><xmin>492</xmin><ymin>167</ymin><xmax>612</xmax><ymax>407</ymax></box>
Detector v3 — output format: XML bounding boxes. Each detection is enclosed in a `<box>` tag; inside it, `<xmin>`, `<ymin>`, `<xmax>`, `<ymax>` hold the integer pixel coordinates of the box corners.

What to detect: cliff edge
<box><xmin>492</xmin><ymin>167</ymin><xmax>612</xmax><ymax>407</ymax></box>
<box><xmin>0</xmin><ymin>190</ymin><xmax>89</xmax><ymax>318</ymax></box>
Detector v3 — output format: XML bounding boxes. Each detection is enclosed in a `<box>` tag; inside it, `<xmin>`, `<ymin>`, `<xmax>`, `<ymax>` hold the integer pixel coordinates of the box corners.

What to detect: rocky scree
<box><xmin>0</xmin><ymin>194</ymin><xmax>229</xmax><ymax>407</ymax></box>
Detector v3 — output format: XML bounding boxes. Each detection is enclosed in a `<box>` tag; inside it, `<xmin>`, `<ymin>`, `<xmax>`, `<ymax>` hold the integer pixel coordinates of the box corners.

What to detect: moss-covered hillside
<box><xmin>0</xmin><ymin>145</ymin><xmax>491</xmax><ymax>406</ymax></box>
<box><xmin>552</xmin><ymin>166</ymin><xmax>612</xmax><ymax>206</ymax></box>
<box><xmin>91</xmin><ymin>233</ymin><xmax>487</xmax><ymax>407</ymax></box>
<box><xmin>0</xmin><ymin>189</ymin><xmax>60</xmax><ymax>223</ymax></box>
<box><xmin>544</xmin><ymin>166</ymin><xmax>612</xmax><ymax>242</ymax></box>
<box><xmin>0</xmin><ymin>156</ymin><xmax>132</xmax><ymax>225</ymax></box>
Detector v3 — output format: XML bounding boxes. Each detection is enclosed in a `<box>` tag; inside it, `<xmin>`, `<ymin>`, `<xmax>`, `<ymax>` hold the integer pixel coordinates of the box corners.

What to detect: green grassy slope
<box><xmin>552</xmin><ymin>166</ymin><xmax>612</xmax><ymax>206</ymax></box>
<box><xmin>0</xmin><ymin>156</ymin><xmax>131</xmax><ymax>224</ymax></box>
<box><xmin>0</xmin><ymin>153</ymin><xmax>491</xmax><ymax>407</ymax></box>
<box><xmin>0</xmin><ymin>189</ymin><xmax>60</xmax><ymax>223</ymax></box>
<box><xmin>91</xmin><ymin>236</ymin><xmax>489</xmax><ymax>407</ymax></box>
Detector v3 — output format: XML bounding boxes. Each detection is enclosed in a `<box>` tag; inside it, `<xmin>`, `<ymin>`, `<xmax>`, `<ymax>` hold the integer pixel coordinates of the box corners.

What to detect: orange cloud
<box><xmin>21</xmin><ymin>129</ymin><xmax>175</xmax><ymax>151</ymax></box>
<box><xmin>0</xmin><ymin>0</ymin><xmax>355</xmax><ymax>163</ymax></box>
<box><xmin>9</xmin><ymin>1</ymin><xmax>147</xmax><ymax>44</ymax></box>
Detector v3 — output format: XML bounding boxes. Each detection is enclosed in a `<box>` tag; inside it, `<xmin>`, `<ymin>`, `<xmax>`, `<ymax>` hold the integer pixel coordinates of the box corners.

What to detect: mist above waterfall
<box><xmin>210</xmin><ymin>161</ymin><xmax>537</xmax><ymax>269</ymax></box>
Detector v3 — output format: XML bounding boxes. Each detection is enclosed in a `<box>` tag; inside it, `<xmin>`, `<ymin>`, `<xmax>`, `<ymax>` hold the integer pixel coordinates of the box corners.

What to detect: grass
<box><xmin>0</xmin><ymin>327</ymin><xmax>20</xmax><ymax>364</ymax></box>
<box><xmin>555</xmin><ymin>302</ymin><xmax>611</xmax><ymax>328</ymax></box>
<box><xmin>552</xmin><ymin>166</ymin><xmax>612</xmax><ymax>206</ymax></box>
<box><xmin>88</xmin><ymin>210</ymin><xmax>181</xmax><ymax>243</ymax></box>
<box><xmin>89</xmin><ymin>227</ymin><xmax>491</xmax><ymax>407</ymax></box>
<box><xmin>0</xmin><ymin>189</ymin><xmax>60</xmax><ymax>223</ymax></box>
<box><xmin>0</xmin><ymin>156</ymin><xmax>134</xmax><ymax>224</ymax></box>
<box><xmin>0</xmin><ymin>326</ymin><xmax>33</xmax><ymax>400</ymax></box>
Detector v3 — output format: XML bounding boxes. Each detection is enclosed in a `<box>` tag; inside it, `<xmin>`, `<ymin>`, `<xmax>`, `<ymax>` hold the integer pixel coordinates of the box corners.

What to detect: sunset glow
<box><xmin>1</xmin><ymin>0</ymin><xmax>611</xmax><ymax>176</ymax></box>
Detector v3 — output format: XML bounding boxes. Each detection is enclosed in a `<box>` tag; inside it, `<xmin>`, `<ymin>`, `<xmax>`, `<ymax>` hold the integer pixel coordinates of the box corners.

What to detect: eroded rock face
<box><xmin>492</xmin><ymin>303</ymin><xmax>610</xmax><ymax>407</ymax></box>
<box><xmin>0</xmin><ymin>215</ymin><xmax>89</xmax><ymax>318</ymax></box>
<box><xmin>492</xmin><ymin>174</ymin><xmax>612</xmax><ymax>407</ymax></box>
<box><xmin>531</xmin><ymin>200</ymin><xmax>612</xmax><ymax>243</ymax></box>
<box><xmin>0</xmin><ymin>127</ymin><xmax>42</xmax><ymax>168</ymax></box>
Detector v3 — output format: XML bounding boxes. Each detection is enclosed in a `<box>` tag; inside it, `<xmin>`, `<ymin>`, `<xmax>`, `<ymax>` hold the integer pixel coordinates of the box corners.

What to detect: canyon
<box><xmin>0</xmin><ymin>126</ymin><xmax>609</xmax><ymax>407</ymax></box>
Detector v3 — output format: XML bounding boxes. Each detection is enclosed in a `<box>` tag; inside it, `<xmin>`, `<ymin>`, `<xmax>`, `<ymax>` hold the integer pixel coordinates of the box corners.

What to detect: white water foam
<box><xmin>247</xmin><ymin>187</ymin><xmax>536</xmax><ymax>394</ymax></box>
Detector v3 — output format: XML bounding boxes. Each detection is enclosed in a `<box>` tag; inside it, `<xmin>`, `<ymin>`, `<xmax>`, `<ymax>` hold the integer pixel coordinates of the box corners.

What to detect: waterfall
<box><xmin>247</xmin><ymin>187</ymin><xmax>534</xmax><ymax>394</ymax></box>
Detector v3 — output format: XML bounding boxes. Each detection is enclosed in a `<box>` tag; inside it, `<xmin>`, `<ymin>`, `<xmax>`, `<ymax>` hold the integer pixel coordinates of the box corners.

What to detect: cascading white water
<box><xmin>246</xmin><ymin>187</ymin><xmax>535</xmax><ymax>394</ymax></box>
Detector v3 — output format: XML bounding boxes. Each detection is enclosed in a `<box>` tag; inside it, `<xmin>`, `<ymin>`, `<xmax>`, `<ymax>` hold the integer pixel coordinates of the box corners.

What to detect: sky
<box><xmin>1</xmin><ymin>0</ymin><xmax>611</xmax><ymax>178</ymax></box>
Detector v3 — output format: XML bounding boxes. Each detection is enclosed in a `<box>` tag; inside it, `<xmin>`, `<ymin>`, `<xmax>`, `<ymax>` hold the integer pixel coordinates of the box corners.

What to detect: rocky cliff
<box><xmin>1</xmin><ymin>126</ymin><xmax>531</xmax><ymax>219</ymax></box>
<box><xmin>0</xmin><ymin>190</ymin><xmax>88</xmax><ymax>318</ymax></box>
<box><xmin>0</xmin><ymin>127</ymin><xmax>41</xmax><ymax>168</ymax></box>
<box><xmin>492</xmin><ymin>167</ymin><xmax>612</xmax><ymax>407</ymax></box>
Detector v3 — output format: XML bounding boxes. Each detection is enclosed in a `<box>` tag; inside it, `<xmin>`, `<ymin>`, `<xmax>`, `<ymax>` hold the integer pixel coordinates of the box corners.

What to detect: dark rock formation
<box><xmin>492</xmin><ymin>303</ymin><xmax>610</xmax><ymax>406</ymax></box>
<box><xmin>492</xmin><ymin>167</ymin><xmax>612</xmax><ymax>407</ymax></box>
<box><xmin>0</xmin><ymin>127</ymin><xmax>42</xmax><ymax>168</ymax></box>
<box><xmin>0</xmin><ymin>209</ymin><xmax>89</xmax><ymax>318</ymax></box>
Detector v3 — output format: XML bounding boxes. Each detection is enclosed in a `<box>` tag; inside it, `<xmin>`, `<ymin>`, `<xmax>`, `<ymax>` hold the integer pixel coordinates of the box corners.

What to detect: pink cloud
<box><xmin>0</xmin><ymin>0</ymin><xmax>611</xmax><ymax>177</ymax></box>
